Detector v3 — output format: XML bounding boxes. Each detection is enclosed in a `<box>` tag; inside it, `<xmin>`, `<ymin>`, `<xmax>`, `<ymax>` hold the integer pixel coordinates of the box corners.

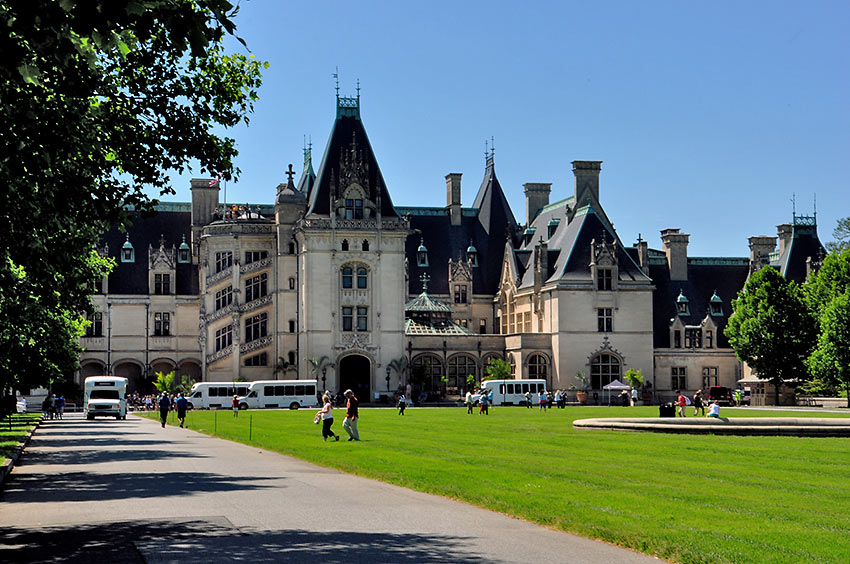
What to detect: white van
<box><xmin>237</xmin><ymin>380</ymin><xmax>318</xmax><ymax>410</ymax></box>
<box><xmin>187</xmin><ymin>382</ymin><xmax>251</xmax><ymax>409</ymax></box>
<box><xmin>478</xmin><ymin>379</ymin><xmax>547</xmax><ymax>406</ymax></box>
<box><xmin>84</xmin><ymin>376</ymin><xmax>128</xmax><ymax>420</ymax></box>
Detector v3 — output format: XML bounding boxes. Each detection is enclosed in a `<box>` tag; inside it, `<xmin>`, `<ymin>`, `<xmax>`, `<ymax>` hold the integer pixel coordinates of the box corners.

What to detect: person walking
<box><xmin>41</xmin><ymin>395</ymin><xmax>54</xmax><ymax>420</ymax></box>
<box><xmin>316</xmin><ymin>395</ymin><xmax>340</xmax><ymax>442</ymax></box>
<box><xmin>397</xmin><ymin>394</ymin><xmax>406</xmax><ymax>415</ymax></box>
<box><xmin>342</xmin><ymin>389</ymin><xmax>360</xmax><ymax>441</ymax></box>
<box><xmin>465</xmin><ymin>390</ymin><xmax>474</xmax><ymax>414</ymax></box>
<box><xmin>478</xmin><ymin>391</ymin><xmax>489</xmax><ymax>415</ymax></box>
<box><xmin>55</xmin><ymin>395</ymin><xmax>65</xmax><ymax>419</ymax></box>
<box><xmin>158</xmin><ymin>392</ymin><xmax>170</xmax><ymax>428</ymax></box>
<box><xmin>524</xmin><ymin>390</ymin><xmax>532</xmax><ymax>408</ymax></box>
<box><xmin>631</xmin><ymin>387</ymin><xmax>638</xmax><ymax>407</ymax></box>
<box><xmin>538</xmin><ymin>390</ymin><xmax>547</xmax><ymax>412</ymax></box>
<box><xmin>676</xmin><ymin>390</ymin><xmax>687</xmax><ymax>418</ymax></box>
<box><xmin>175</xmin><ymin>392</ymin><xmax>188</xmax><ymax>428</ymax></box>
<box><xmin>693</xmin><ymin>389</ymin><xmax>705</xmax><ymax>416</ymax></box>
<box><xmin>231</xmin><ymin>394</ymin><xmax>239</xmax><ymax>417</ymax></box>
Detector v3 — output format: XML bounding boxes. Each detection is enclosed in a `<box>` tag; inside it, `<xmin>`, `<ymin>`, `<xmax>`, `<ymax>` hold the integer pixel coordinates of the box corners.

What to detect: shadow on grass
<box><xmin>3</xmin><ymin>471</ymin><xmax>280</xmax><ymax>503</ymax></box>
<box><xmin>0</xmin><ymin>518</ymin><xmax>487</xmax><ymax>563</ymax></box>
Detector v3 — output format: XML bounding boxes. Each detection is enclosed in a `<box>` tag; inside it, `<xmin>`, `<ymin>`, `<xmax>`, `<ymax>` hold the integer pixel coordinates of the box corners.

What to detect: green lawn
<box><xmin>142</xmin><ymin>406</ymin><xmax>850</xmax><ymax>564</ymax></box>
<box><xmin>1</xmin><ymin>413</ymin><xmax>41</xmax><ymax>465</ymax></box>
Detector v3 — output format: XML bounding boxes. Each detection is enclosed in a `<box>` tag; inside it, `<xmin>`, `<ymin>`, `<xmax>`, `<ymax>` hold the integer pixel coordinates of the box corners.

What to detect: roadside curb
<box><xmin>0</xmin><ymin>418</ymin><xmax>41</xmax><ymax>488</ymax></box>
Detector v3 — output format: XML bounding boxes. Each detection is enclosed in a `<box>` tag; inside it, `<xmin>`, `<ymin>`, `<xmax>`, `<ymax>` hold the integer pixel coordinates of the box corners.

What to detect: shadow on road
<box><xmin>18</xmin><ymin>447</ymin><xmax>208</xmax><ymax>466</ymax></box>
<box><xmin>2</xmin><ymin>471</ymin><xmax>280</xmax><ymax>503</ymax></box>
<box><xmin>0</xmin><ymin>518</ymin><xmax>490</xmax><ymax>563</ymax></box>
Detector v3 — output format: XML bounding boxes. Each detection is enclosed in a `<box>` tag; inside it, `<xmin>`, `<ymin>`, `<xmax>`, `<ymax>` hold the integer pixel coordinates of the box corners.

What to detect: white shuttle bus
<box><xmin>479</xmin><ymin>379</ymin><xmax>547</xmax><ymax>406</ymax></box>
<box><xmin>237</xmin><ymin>380</ymin><xmax>318</xmax><ymax>410</ymax></box>
<box><xmin>84</xmin><ymin>376</ymin><xmax>128</xmax><ymax>420</ymax></box>
<box><xmin>187</xmin><ymin>382</ymin><xmax>251</xmax><ymax>409</ymax></box>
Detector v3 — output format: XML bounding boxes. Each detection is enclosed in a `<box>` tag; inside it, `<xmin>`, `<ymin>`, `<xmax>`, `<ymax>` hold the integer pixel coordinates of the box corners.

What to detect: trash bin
<box><xmin>658</xmin><ymin>402</ymin><xmax>675</xmax><ymax>418</ymax></box>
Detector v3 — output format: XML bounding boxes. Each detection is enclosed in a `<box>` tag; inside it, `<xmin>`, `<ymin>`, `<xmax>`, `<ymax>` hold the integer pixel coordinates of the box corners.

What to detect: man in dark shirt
<box><xmin>342</xmin><ymin>389</ymin><xmax>360</xmax><ymax>441</ymax></box>
<box><xmin>175</xmin><ymin>392</ymin><xmax>188</xmax><ymax>428</ymax></box>
<box><xmin>158</xmin><ymin>392</ymin><xmax>170</xmax><ymax>428</ymax></box>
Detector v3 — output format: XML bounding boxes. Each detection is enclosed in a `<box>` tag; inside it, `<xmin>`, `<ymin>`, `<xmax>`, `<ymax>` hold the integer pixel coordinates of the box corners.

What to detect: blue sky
<box><xmin>160</xmin><ymin>0</ymin><xmax>849</xmax><ymax>257</ymax></box>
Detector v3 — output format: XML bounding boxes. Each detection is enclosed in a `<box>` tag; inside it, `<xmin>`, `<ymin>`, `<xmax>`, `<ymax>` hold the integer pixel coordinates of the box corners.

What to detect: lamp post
<box><xmin>321</xmin><ymin>366</ymin><xmax>327</xmax><ymax>393</ymax></box>
<box><xmin>386</xmin><ymin>365</ymin><xmax>391</xmax><ymax>392</ymax></box>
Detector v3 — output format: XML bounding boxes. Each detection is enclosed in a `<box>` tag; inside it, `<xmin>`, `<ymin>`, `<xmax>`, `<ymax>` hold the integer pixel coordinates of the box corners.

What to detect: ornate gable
<box><xmin>149</xmin><ymin>236</ymin><xmax>175</xmax><ymax>270</ymax></box>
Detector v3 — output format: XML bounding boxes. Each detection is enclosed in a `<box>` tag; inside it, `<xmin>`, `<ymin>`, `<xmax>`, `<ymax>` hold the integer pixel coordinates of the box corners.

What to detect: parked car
<box><xmin>708</xmin><ymin>386</ymin><xmax>732</xmax><ymax>406</ymax></box>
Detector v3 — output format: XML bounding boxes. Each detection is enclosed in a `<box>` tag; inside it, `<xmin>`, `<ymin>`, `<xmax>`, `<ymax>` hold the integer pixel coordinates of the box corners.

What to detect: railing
<box><xmin>240</xmin><ymin>257</ymin><xmax>273</xmax><ymax>275</ymax></box>
<box><xmin>206</xmin><ymin>267</ymin><xmax>232</xmax><ymax>288</ymax></box>
<box><xmin>205</xmin><ymin>303</ymin><xmax>234</xmax><ymax>323</ymax></box>
<box><xmin>300</xmin><ymin>217</ymin><xmax>410</xmax><ymax>230</ymax></box>
<box><xmin>206</xmin><ymin>345</ymin><xmax>233</xmax><ymax>364</ymax></box>
<box><xmin>240</xmin><ymin>294</ymin><xmax>272</xmax><ymax>314</ymax></box>
<box><xmin>240</xmin><ymin>335</ymin><xmax>273</xmax><ymax>354</ymax></box>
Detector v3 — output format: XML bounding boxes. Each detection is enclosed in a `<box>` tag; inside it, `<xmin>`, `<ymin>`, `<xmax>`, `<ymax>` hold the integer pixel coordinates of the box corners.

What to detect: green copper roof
<box><xmin>405</xmin><ymin>291</ymin><xmax>453</xmax><ymax>313</ymax></box>
<box><xmin>676</xmin><ymin>289</ymin><xmax>688</xmax><ymax>303</ymax></box>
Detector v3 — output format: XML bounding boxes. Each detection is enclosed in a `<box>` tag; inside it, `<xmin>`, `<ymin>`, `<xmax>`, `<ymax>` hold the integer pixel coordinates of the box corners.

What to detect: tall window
<box><xmin>342</xmin><ymin>307</ymin><xmax>353</xmax><ymax>331</ymax></box>
<box><xmin>245</xmin><ymin>250</ymin><xmax>268</xmax><ymax>264</ymax></box>
<box><xmin>591</xmin><ymin>353</ymin><xmax>620</xmax><ymax>389</ymax></box>
<box><xmin>344</xmin><ymin>199</ymin><xmax>364</xmax><ymax>219</ymax></box>
<box><xmin>154</xmin><ymin>273</ymin><xmax>170</xmax><ymax>295</ymax></box>
<box><xmin>341</xmin><ymin>239</ymin><xmax>349</xmax><ymax>251</ymax></box>
<box><xmin>597</xmin><ymin>267</ymin><xmax>613</xmax><ymax>290</ymax></box>
<box><xmin>702</xmin><ymin>367</ymin><xmax>718</xmax><ymax>388</ymax></box>
<box><xmin>413</xmin><ymin>355</ymin><xmax>443</xmax><ymax>392</ymax></box>
<box><xmin>289</xmin><ymin>277</ymin><xmax>295</xmax><ymax>290</ymax></box>
<box><xmin>597</xmin><ymin>308</ymin><xmax>613</xmax><ymax>332</ymax></box>
<box><xmin>154</xmin><ymin>312</ymin><xmax>171</xmax><ymax>336</ymax></box>
<box><xmin>479</xmin><ymin>319</ymin><xmax>487</xmax><ymax>334</ymax></box>
<box><xmin>215</xmin><ymin>325</ymin><xmax>232</xmax><ymax>352</ymax></box>
<box><xmin>508</xmin><ymin>353</ymin><xmax>516</xmax><ymax>376</ymax></box>
<box><xmin>245</xmin><ymin>273</ymin><xmax>268</xmax><ymax>302</ymax></box>
<box><xmin>215</xmin><ymin>286</ymin><xmax>233</xmax><ymax>310</ymax></box>
<box><xmin>527</xmin><ymin>354</ymin><xmax>548</xmax><ymax>381</ymax></box>
<box><xmin>245</xmin><ymin>352</ymin><xmax>267</xmax><ymax>367</ymax></box>
<box><xmin>245</xmin><ymin>312</ymin><xmax>268</xmax><ymax>342</ymax></box>
<box><xmin>362</xmin><ymin>240</ymin><xmax>370</xmax><ymax>251</ymax></box>
<box><xmin>523</xmin><ymin>311</ymin><xmax>532</xmax><ymax>332</ymax></box>
<box><xmin>454</xmin><ymin>285</ymin><xmax>467</xmax><ymax>304</ymax></box>
<box><xmin>357</xmin><ymin>267</ymin><xmax>368</xmax><ymax>289</ymax></box>
<box><xmin>288</xmin><ymin>319</ymin><xmax>295</xmax><ymax>333</ymax></box>
<box><xmin>673</xmin><ymin>329</ymin><xmax>682</xmax><ymax>348</ymax></box>
<box><xmin>85</xmin><ymin>312</ymin><xmax>103</xmax><ymax>337</ymax></box>
<box><xmin>356</xmin><ymin>307</ymin><xmax>368</xmax><ymax>331</ymax></box>
<box><xmin>288</xmin><ymin>351</ymin><xmax>296</xmax><ymax>365</ymax></box>
<box><xmin>685</xmin><ymin>327</ymin><xmax>701</xmax><ymax>348</ymax></box>
<box><xmin>215</xmin><ymin>251</ymin><xmax>233</xmax><ymax>273</ymax></box>
<box><xmin>705</xmin><ymin>330</ymin><xmax>713</xmax><ymax>349</ymax></box>
<box><xmin>342</xmin><ymin>267</ymin><xmax>353</xmax><ymax>288</ymax></box>
<box><xmin>671</xmin><ymin>367</ymin><xmax>687</xmax><ymax>390</ymax></box>
<box><xmin>288</xmin><ymin>241</ymin><xmax>295</xmax><ymax>254</ymax></box>
<box><xmin>448</xmin><ymin>355</ymin><xmax>476</xmax><ymax>389</ymax></box>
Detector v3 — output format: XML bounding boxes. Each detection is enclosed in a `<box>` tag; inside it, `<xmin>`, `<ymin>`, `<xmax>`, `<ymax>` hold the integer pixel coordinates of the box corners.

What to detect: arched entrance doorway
<box><xmin>338</xmin><ymin>354</ymin><xmax>371</xmax><ymax>402</ymax></box>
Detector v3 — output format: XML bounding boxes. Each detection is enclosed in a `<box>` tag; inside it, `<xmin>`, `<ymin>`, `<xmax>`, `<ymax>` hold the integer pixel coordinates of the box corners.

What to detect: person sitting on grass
<box><xmin>707</xmin><ymin>400</ymin><xmax>721</xmax><ymax>419</ymax></box>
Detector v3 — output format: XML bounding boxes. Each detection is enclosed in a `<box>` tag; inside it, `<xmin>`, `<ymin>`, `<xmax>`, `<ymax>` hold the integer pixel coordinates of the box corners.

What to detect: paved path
<box><xmin>0</xmin><ymin>413</ymin><xmax>660</xmax><ymax>563</ymax></box>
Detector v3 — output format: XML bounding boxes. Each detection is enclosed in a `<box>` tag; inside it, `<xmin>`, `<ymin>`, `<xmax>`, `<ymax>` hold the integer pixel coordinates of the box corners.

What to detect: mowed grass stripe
<box><xmin>141</xmin><ymin>406</ymin><xmax>850</xmax><ymax>564</ymax></box>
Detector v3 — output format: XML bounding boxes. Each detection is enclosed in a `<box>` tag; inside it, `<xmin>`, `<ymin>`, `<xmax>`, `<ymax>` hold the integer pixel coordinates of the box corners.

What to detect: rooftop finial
<box><xmin>356</xmin><ymin>78</ymin><xmax>360</xmax><ymax>100</ymax></box>
<box><xmin>286</xmin><ymin>164</ymin><xmax>295</xmax><ymax>184</ymax></box>
<box><xmin>813</xmin><ymin>193</ymin><xmax>817</xmax><ymax>221</ymax></box>
<box><xmin>420</xmin><ymin>273</ymin><xmax>430</xmax><ymax>292</ymax></box>
<box><xmin>334</xmin><ymin>66</ymin><xmax>340</xmax><ymax>98</ymax></box>
<box><xmin>791</xmin><ymin>192</ymin><xmax>796</xmax><ymax>223</ymax></box>
<box><xmin>491</xmin><ymin>136</ymin><xmax>495</xmax><ymax>159</ymax></box>
<box><xmin>484</xmin><ymin>139</ymin><xmax>489</xmax><ymax>163</ymax></box>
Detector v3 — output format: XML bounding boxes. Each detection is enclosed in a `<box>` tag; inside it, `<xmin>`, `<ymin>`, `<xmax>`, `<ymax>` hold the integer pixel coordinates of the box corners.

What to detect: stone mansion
<box><xmin>78</xmin><ymin>94</ymin><xmax>826</xmax><ymax>402</ymax></box>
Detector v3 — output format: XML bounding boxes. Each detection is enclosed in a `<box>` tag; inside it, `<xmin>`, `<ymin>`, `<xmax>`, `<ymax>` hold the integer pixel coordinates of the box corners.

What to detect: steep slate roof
<box><xmin>648</xmin><ymin>259</ymin><xmax>749</xmax><ymax>348</ymax></box>
<box><xmin>398</xmin><ymin>157</ymin><xmax>518</xmax><ymax>297</ymax></box>
<box><xmin>770</xmin><ymin>220</ymin><xmax>826</xmax><ymax>283</ymax></box>
<box><xmin>307</xmin><ymin>96</ymin><xmax>397</xmax><ymax>217</ymax></box>
<box><xmin>101</xmin><ymin>207</ymin><xmax>199</xmax><ymax>295</ymax></box>
<box><xmin>297</xmin><ymin>145</ymin><xmax>316</xmax><ymax>196</ymax></box>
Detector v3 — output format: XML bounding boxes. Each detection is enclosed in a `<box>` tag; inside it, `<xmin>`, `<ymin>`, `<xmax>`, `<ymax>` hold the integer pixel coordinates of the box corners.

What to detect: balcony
<box><xmin>240</xmin><ymin>257</ymin><xmax>273</xmax><ymax>276</ymax></box>
<box><xmin>206</xmin><ymin>345</ymin><xmax>233</xmax><ymax>364</ymax></box>
<box><xmin>206</xmin><ymin>266</ymin><xmax>233</xmax><ymax>288</ymax></box>
<box><xmin>240</xmin><ymin>294</ymin><xmax>272</xmax><ymax>315</ymax></box>
<box><xmin>240</xmin><ymin>335</ymin><xmax>273</xmax><ymax>355</ymax></box>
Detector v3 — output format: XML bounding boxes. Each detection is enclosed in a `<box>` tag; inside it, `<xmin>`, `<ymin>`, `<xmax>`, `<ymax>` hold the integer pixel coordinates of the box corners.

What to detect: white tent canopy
<box><xmin>603</xmin><ymin>379</ymin><xmax>631</xmax><ymax>405</ymax></box>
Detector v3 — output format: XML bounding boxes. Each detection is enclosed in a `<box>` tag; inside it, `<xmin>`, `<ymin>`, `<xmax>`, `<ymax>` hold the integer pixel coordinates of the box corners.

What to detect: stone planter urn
<box><xmin>576</xmin><ymin>391</ymin><xmax>588</xmax><ymax>405</ymax></box>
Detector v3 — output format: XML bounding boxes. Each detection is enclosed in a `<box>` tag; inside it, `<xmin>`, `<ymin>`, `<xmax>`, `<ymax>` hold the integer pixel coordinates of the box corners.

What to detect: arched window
<box><xmin>527</xmin><ymin>354</ymin><xmax>548</xmax><ymax>382</ymax></box>
<box><xmin>590</xmin><ymin>353</ymin><xmax>621</xmax><ymax>390</ymax></box>
<box><xmin>448</xmin><ymin>355</ymin><xmax>476</xmax><ymax>390</ymax></box>
<box><xmin>362</xmin><ymin>239</ymin><xmax>370</xmax><ymax>251</ymax></box>
<box><xmin>341</xmin><ymin>239</ymin><xmax>349</xmax><ymax>251</ymax></box>
<box><xmin>357</xmin><ymin>267</ymin><xmax>368</xmax><ymax>289</ymax></box>
<box><xmin>342</xmin><ymin>267</ymin><xmax>353</xmax><ymax>289</ymax></box>
<box><xmin>412</xmin><ymin>354</ymin><xmax>443</xmax><ymax>393</ymax></box>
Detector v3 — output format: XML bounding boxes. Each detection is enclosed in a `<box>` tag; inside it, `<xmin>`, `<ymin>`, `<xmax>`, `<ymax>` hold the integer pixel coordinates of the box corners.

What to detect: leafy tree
<box><xmin>725</xmin><ymin>266</ymin><xmax>816</xmax><ymax>405</ymax></box>
<box><xmin>177</xmin><ymin>374</ymin><xmax>197</xmax><ymax>394</ymax></box>
<box><xmin>153</xmin><ymin>371</ymin><xmax>176</xmax><ymax>394</ymax></box>
<box><xmin>484</xmin><ymin>358</ymin><xmax>511</xmax><ymax>381</ymax></box>
<box><xmin>273</xmin><ymin>357</ymin><xmax>293</xmax><ymax>379</ymax></box>
<box><xmin>805</xmin><ymin>249</ymin><xmax>850</xmax><ymax>316</ymax></box>
<box><xmin>0</xmin><ymin>1</ymin><xmax>265</xmax><ymax>393</ymax></box>
<box><xmin>624</xmin><ymin>368</ymin><xmax>643</xmax><ymax>389</ymax></box>
<box><xmin>805</xmin><ymin>292</ymin><xmax>850</xmax><ymax>403</ymax></box>
<box><xmin>826</xmin><ymin>217</ymin><xmax>850</xmax><ymax>253</ymax></box>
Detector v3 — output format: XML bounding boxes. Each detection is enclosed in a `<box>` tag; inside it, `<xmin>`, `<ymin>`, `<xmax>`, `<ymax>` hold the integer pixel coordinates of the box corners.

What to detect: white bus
<box><xmin>237</xmin><ymin>380</ymin><xmax>319</xmax><ymax>410</ymax></box>
<box><xmin>478</xmin><ymin>379</ymin><xmax>547</xmax><ymax>406</ymax></box>
<box><xmin>84</xmin><ymin>376</ymin><xmax>128</xmax><ymax>420</ymax></box>
<box><xmin>187</xmin><ymin>382</ymin><xmax>251</xmax><ymax>409</ymax></box>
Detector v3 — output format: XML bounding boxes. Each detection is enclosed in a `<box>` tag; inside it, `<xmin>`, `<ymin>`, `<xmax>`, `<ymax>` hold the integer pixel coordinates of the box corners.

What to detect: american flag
<box><xmin>209</xmin><ymin>172</ymin><xmax>223</xmax><ymax>187</ymax></box>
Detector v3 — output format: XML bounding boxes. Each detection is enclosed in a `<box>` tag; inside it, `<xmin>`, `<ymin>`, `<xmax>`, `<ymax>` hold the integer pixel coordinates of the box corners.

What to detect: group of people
<box><xmin>157</xmin><ymin>391</ymin><xmax>189</xmax><ymax>428</ymax></box>
<box><xmin>40</xmin><ymin>394</ymin><xmax>65</xmax><ymax>419</ymax></box>
<box><xmin>676</xmin><ymin>389</ymin><xmax>721</xmax><ymax>418</ymax></box>
<box><xmin>315</xmin><ymin>389</ymin><xmax>360</xmax><ymax>442</ymax></box>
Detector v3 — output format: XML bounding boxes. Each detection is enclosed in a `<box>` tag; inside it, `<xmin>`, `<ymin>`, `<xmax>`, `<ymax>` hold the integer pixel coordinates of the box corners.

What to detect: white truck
<box><xmin>84</xmin><ymin>376</ymin><xmax>128</xmax><ymax>420</ymax></box>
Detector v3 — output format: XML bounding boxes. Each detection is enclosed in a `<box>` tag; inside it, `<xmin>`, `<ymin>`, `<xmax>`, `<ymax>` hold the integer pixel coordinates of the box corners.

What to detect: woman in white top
<box><xmin>707</xmin><ymin>400</ymin><xmax>721</xmax><ymax>418</ymax></box>
<box><xmin>316</xmin><ymin>395</ymin><xmax>340</xmax><ymax>441</ymax></box>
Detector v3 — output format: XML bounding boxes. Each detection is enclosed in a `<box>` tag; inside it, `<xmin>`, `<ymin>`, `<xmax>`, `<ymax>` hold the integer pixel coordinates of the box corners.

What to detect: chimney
<box><xmin>524</xmin><ymin>183</ymin><xmax>551</xmax><ymax>226</ymax></box>
<box><xmin>572</xmin><ymin>161</ymin><xmax>602</xmax><ymax>207</ymax></box>
<box><xmin>777</xmin><ymin>223</ymin><xmax>793</xmax><ymax>256</ymax></box>
<box><xmin>636</xmin><ymin>236</ymin><xmax>649</xmax><ymax>269</ymax></box>
<box><xmin>748</xmin><ymin>236</ymin><xmax>776</xmax><ymax>270</ymax></box>
<box><xmin>446</xmin><ymin>173</ymin><xmax>462</xmax><ymax>226</ymax></box>
<box><xmin>660</xmin><ymin>228</ymin><xmax>690</xmax><ymax>280</ymax></box>
<box><xmin>191</xmin><ymin>178</ymin><xmax>220</xmax><ymax>228</ymax></box>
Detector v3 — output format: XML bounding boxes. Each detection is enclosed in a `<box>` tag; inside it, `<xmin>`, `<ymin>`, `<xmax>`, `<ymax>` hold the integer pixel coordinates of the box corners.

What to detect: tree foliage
<box><xmin>153</xmin><ymin>371</ymin><xmax>175</xmax><ymax>394</ymax></box>
<box><xmin>624</xmin><ymin>368</ymin><xmax>643</xmax><ymax>389</ymax></box>
<box><xmin>484</xmin><ymin>358</ymin><xmax>512</xmax><ymax>381</ymax></box>
<box><xmin>0</xmin><ymin>1</ymin><xmax>265</xmax><ymax>392</ymax></box>
<box><xmin>825</xmin><ymin>217</ymin><xmax>850</xmax><ymax>253</ymax></box>
<box><xmin>725</xmin><ymin>267</ymin><xmax>816</xmax><ymax>404</ymax></box>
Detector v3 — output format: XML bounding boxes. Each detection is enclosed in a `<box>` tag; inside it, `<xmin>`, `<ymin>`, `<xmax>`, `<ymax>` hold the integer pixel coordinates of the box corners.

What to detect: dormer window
<box><xmin>547</xmin><ymin>218</ymin><xmax>560</xmax><ymax>239</ymax></box>
<box><xmin>709</xmin><ymin>291</ymin><xmax>723</xmax><ymax>316</ymax></box>
<box><xmin>597</xmin><ymin>268</ymin><xmax>613</xmax><ymax>291</ymax></box>
<box><xmin>417</xmin><ymin>238</ymin><xmax>429</xmax><ymax>267</ymax></box>
<box><xmin>121</xmin><ymin>235</ymin><xmax>134</xmax><ymax>263</ymax></box>
<box><xmin>344</xmin><ymin>198</ymin><xmax>363</xmax><ymax>219</ymax></box>
<box><xmin>523</xmin><ymin>227</ymin><xmax>536</xmax><ymax>246</ymax></box>
<box><xmin>178</xmin><ymin>235</ymin><xmax>190</xmax><ymax>263</ymax></box>
<box><xmin>341</xmin><ymin>239</ymin><xmax>349</xmax><ymax>251</ymax></box>
<box><xmin>467</xmin><ymin>241</ymin><xmax>478</xmax><ymax>267</ymax></box>
<box><xmin>676</xmin><ymin>289</ymin><xmax>689</xmax><ymax>315</ymax></box>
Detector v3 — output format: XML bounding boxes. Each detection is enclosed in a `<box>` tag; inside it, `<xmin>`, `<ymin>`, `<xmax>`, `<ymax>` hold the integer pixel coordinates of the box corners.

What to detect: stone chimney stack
<box><xmin>191</xmin><ymin>178</ymin><xmax>220</xmax><ymax>262</ymax></box>
<box><xmin>572</xmin><ymin>161</ymin><xmax>602</xmax><ymax>207</ymax></box>
<box><xmin>524</xmin><ymin>183</ymin><xmax>551</xmax><ymax>226</ymax></box>
<box><xmin>660</xmin><ymin>228</ymin><xmax>690</xmax><ymax>280</ymax></box>
<box><xmin>748</xmin><ymin>236</ymin><xmax>776</xmax><ymax>270</ymax></box>
<box><xmin>777</xmin><ymin>223</ymin><xmax>793</xmax><ymax>256</ymax></box>
<box><xmin>446</xmin><ymin>173</ymin><xmax>462</xmax><ymax>226</ymax></box>
<box><xmin>636</xmin><ymin>236</ymin><xmax>649</xmax><ymax>269</ymax></box>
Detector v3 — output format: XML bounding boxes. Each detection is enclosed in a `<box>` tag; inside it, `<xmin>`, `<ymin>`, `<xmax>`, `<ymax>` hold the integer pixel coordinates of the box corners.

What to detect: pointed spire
<box><xmin>420</xmin><ymin>272</ymin><xmax>430</xmax><ymax>292</ymax></box>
